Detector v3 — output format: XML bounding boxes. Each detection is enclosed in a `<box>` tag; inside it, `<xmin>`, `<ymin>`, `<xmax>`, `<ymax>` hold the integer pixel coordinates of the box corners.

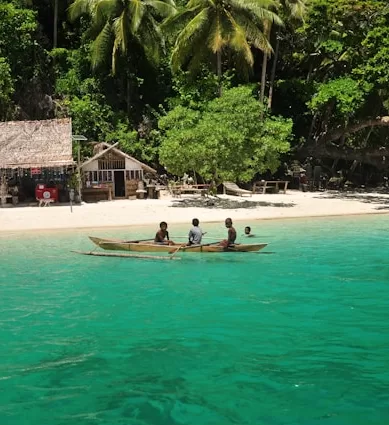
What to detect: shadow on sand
<box><xmin>315</xmin><ymin>190</ymin><xmax>389</xmax><ymax>210</ymax></box>
<box><xmin>170</xmin><ymin>197</ymin><xmax>295</xmax><ymax>209</ymax></box>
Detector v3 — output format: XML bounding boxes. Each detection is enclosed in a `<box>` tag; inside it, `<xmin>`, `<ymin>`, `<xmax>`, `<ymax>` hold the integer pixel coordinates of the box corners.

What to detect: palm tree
<box><xmin>69</xmin><ymin>0</ymin><xmax>176</xmax><ymax>73</ymax></box>
<box><xmin>166</xmin><ymin>0</ymin><xmax>282</xmax><ymax>96</ymax></box>
<box><xmin>260</xmin><ymin>0</ymin><xmax>307</xmax><ymax>108</ymax></box>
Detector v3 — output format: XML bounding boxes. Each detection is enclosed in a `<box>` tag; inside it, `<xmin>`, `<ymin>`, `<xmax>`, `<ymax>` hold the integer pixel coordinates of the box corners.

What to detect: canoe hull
<box><xmin>89</xmin><ymin>237</ymin><xmax>267</xmax><ymax>253</ymax></box>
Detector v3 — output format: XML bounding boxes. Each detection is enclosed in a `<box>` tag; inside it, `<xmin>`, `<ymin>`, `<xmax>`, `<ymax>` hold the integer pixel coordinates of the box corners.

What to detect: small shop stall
<box><xmin>81</xmin><ymin>142</ymin><xmax>156</xmax><ymax>201</ymax></box>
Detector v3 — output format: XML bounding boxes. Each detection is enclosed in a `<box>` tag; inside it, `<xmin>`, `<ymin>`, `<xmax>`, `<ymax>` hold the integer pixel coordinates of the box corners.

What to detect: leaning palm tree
<box><xmin>166</xmin><ymin>0</ymin><xmax>282</xmax><ymax>96</ymax></box>
<box><xmin>260</xmin><ymin>0</ymin><xmax>307</xmax><ymax>108</ymax></box>
<box><xmin>69</xmin><ymin>0</ymin><xmax>176</xmax><ymax>73</ymax></box>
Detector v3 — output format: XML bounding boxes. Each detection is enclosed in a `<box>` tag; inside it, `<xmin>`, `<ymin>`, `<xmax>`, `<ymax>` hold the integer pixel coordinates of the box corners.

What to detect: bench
<box><xmin>253</xmin><ymin>180</ymin><xmax>289</xmax><ymax>194</ymax></box>
<box><xmin>38</xmin><ymin>198</ymin><xmax>55</xmax><ymax>207</ymax></box>
<box><xmin>169</xmin><ymin>184</ymin><xmax>210</xmax><ymax>197</ymax></box>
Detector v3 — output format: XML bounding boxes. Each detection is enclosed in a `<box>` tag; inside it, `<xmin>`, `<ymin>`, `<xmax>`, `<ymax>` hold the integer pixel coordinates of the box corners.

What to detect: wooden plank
<box><xmin>71</xmin><ymin>250</ymin><xmax>181</xmax><ymax>261</ymax></box>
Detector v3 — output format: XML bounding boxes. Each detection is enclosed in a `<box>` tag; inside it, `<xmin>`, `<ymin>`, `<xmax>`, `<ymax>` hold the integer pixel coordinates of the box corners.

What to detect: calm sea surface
<box><xmin>1</xmin><ymin>216</ymin><xmax>389</xmax><ymax>425</ymax></box>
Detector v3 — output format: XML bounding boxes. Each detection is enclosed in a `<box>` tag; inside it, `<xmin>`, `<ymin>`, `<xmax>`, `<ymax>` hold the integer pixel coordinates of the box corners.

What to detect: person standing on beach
<box><xmin>188</xmin><ymin>218</ymin><xmax>205</xmax><ymax>245</ymax></box>
<box><xmin>154</xmin><ymin>221</ymin><xmax>174</xmax><ymax>245</ymax></box>
<box><xmin>220</xmin><ymin>218</ymin><xmax>237</xmax><ymax>247</ymax></box>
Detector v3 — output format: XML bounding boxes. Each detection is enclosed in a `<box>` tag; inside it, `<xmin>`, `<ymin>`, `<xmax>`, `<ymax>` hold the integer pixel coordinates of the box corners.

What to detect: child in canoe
<box><xmin>154</xmin><ymin>221</ymin><xmax>174</xmax><ymax>245</ymax></box>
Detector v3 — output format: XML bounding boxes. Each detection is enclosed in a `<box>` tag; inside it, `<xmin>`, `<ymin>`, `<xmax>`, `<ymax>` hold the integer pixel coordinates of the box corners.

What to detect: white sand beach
<box><xmin>1</xmin><ymin>190</ymin><xmax>389</xmax><ymax>233</ymax></box>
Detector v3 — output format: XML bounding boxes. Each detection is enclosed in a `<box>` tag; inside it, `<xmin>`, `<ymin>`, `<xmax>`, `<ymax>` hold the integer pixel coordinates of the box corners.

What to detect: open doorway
<box><xmin>114</xmin><ymin>171</ymin><xmax>125</xmax><ymax>197</ymax></box>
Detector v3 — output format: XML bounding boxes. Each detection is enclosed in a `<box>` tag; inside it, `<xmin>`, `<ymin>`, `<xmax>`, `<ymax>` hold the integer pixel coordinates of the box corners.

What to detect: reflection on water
<box><xmin>1</xmin><ymin>216</ymin><xmax>389</xmax><ymax>424</ymax></box>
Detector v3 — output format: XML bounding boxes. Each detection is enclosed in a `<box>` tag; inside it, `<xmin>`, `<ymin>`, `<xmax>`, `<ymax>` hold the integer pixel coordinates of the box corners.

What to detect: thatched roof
<box><xmin>81</xmin><ymin>142</ymin><xmax>157</xmax><ymax>174</ymax></box>
<box><xmin>0</xmin><ymin>118</ymin><xmax>75</xmax><ymax>169</ymax></box>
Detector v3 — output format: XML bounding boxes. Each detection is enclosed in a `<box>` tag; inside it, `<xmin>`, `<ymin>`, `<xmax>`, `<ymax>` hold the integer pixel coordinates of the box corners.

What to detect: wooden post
<box><xmin>77</xmin><ymin>143</ymin><xmax>82</xmax><ymax>203</ymax></box>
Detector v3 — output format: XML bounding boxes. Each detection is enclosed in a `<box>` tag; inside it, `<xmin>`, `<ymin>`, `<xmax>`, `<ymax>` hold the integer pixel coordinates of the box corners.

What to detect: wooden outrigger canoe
<box><xmin>89</xmin><ymin>236</ymin><xmax>267</xmax><ymax>253</ymax></box>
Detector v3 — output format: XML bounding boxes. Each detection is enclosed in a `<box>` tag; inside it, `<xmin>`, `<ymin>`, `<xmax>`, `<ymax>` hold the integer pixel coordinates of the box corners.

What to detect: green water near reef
<box><xmin>1</xmin><ymin>216</ymin><xmax>389</xmax><ymax>425</ymax></box>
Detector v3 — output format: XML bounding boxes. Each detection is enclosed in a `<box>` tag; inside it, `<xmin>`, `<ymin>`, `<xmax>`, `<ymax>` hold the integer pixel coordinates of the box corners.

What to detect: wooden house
<box><xmin>80</xmin><ymin>142</ymin><xmax>157</xmax><ymax>201</ymax></box>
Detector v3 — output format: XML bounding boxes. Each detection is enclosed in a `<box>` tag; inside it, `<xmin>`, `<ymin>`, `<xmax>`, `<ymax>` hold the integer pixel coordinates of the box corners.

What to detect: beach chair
<box><xmin>223</xmin><ymin>182</ymin><xmax>252</xmax><ymax>197</ymax></box>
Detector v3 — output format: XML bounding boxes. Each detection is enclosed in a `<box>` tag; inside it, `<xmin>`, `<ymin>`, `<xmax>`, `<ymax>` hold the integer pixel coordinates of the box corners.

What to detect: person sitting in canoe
<box><xmin>154</xmin><ymin>221</ymin><xmax>174</xmax><ymax>245</ymax></box>
<box><xmin>187</xmin><ymin>218</ymin><xmax>206</xmax><ymax>245</ymax></box>
<box><xmin>220</xmin><ymin>218</ymin><xmax>237</xmax><ymax>248</ymax></box>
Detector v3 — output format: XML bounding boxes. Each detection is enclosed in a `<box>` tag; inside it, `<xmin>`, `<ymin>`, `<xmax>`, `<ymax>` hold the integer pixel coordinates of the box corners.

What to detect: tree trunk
<box><xmin>217</xmin><ymin>50</ymin><xmax>222</xmax><ymax>97</ymax></box>
<box><xmin>259</xmin><ymin>21</ymin><xmax>272</xmax><ymax>106</ymax></box>
<box><xmin>267</xmin><ymin>35</ymin><xmax>280</xmax><ymax>110</ymax></box>
<box><xmin>126</xmin><ymin>76</ymin><xmax>131</xmax><ymax>117</ymax></box>
<box><xmin>299</xmin><ymin>116</ymin><xmax>389</xmax><ymax>169</ymax></box>
<box><xmin>53</xmin><ymin>0</ymin><xmax>58</xmax><ymax>49</ymax></box>
<box><xmin>317</xmin><ymin>116</ymin><xmax>389</xmax><ymax>145</ymax></box>
<box><xmin>299</xmin><ymin>143</ymin><xmax>389</xmax><ymax>170</ymax></box>
<box><xmin>260</xmin><ymin>52</ymin><xmax>268</xmax><ymax>105</ymax></box>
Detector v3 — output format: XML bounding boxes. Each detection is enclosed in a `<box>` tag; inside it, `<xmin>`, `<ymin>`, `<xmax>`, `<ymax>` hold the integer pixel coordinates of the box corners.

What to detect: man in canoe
<box><xmin>220</xmin><ymin>217</ymin><xmax>237</xmax><ymax>248</ymax></box>
<box><xmin>187</xmin><ymin>218</ymin><xmax>205</xmax><ymax>245</ymax></box>
<box><xmin>154</xmin><ymin>221</ymin><xmax>174</xmax><ymax>245</ymax></box>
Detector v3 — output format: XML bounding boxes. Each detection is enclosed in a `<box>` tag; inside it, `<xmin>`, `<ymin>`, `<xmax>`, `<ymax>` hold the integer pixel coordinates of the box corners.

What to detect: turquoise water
<box><xmin>1</xmin><ymin>216</ymin><xmax>389</xmax><ymax>425</ymax></box>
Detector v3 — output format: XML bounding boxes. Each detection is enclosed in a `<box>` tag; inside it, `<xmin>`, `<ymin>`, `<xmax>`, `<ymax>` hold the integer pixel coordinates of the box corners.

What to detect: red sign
<box><xmin>31</xmin><ymin>168</ymin><xmax>41</xmax><ymax>175</ymax></box>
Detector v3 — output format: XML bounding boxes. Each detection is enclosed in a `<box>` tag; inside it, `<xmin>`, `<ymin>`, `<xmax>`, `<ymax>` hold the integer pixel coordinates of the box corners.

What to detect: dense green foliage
<box><xmin>159</xmin><ymin>86</ymin><xmax>292</xmax><ymax>181</ymax></box>
<box><xmin>2</xmin><ymin>0</ymin><xmax>389</xmax><ymax>181</ymax></box>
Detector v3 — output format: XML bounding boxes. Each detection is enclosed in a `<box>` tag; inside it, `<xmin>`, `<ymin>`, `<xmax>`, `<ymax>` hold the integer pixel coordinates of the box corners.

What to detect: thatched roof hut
<box><xmin>0</xmin><ymin>118</ymin><xmax>74</xmax><ymax>169</ymax></box>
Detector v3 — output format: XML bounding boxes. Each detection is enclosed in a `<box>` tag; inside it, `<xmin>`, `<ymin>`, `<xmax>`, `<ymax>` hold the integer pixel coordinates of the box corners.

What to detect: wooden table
<box><xmin>253</xmin><ymin>180</ymin><xmax>289</xmax><ymax>194</ymax></box>
<box><xmin>169</xmin><ymin>184</ymin><xmax>210</xmax><ymax>197</ymax></box>
<box><xmin>82</xmin><ymin>187</ymin><xmax>112</xmax><ymax>202</ymax></box>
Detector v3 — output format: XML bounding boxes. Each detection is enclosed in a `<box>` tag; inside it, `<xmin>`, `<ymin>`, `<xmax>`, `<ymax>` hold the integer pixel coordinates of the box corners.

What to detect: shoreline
<box><xmin>1</xmin><ymin>210</ymin><xmax>389</xmax><ymax>238</ymax></box>
<box><xmin>1</xmin><ymin>191</ymin><xmax>389</xmax><ymax>235</ymax></box>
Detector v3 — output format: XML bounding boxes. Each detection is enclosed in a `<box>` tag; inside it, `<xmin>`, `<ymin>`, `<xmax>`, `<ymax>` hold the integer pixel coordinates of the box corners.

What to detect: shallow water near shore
<box><xmin>1</xmin><ymin>215</ymin><xmax>389</xmax><ymax>425</ymax></box>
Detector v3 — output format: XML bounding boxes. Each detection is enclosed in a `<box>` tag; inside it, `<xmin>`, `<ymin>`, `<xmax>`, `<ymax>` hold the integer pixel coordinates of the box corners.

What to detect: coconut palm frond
<box><xmin>92</xmin><ymin>0</ymin><xmax>118</xmax><ymax>31</ymax></box>
<box><xmin>237</xmin><ymin>14</ymin><xmax>273</xmax><ymax>52</ymax></box>
<box><xmin>127</xmin><ymin>0</ymin><xmax>145</xmax><ymax>34</ymax></box>
<box><xmin>171</xmin><ymin>11</ymin><xmax>211</xmax><ymax>72</ymax></box>
<box><xmin>284</xmin><ymin>0</ymin><xmax>307</xmax><ymax>20</ymax></box>
<box><xmin>231</xmin><ymin>0</ymin><xmax>282</xmax><ymax>25</ymax></box>
<box><xmin>207</xmin><ymin>12</ymin><xmax>226</xmax><ymax>53</ymax></box>
<box><xmin>112</xmin><ymin>10</ymin><xmax>130</xmax><ymax>55</ymax></box>
<box><xmin>162</xmin><ymin>5</ymin><xmax>202</xmax><ymax>32</ymax></box>
<box><xmin>68</xmin><ymin>0</ymin><xmax>96</xmax><ymax>21</ymax></box>
<box><xmin>139</xmin><ymin>16</ymin><xmax>163</xmax><ymax>64</ymax></box>
<box><xmin>225</xmin><ymin>12</ymin><xmax>254</xmax><ymax>66</ymax></box>
<box><xmin>90</xmin><ymin>21</ymin><xmax>114</xmax><ymax>68</ymax></box>
<box><xmin>174</xmin><ymin>7</ymin><xmax>210</xmax><ymax>49</ymax></box>
<box><xmin>144</xmin><ymin>0</ymin><xmax>177</xmax><ymax>17</ymax></box>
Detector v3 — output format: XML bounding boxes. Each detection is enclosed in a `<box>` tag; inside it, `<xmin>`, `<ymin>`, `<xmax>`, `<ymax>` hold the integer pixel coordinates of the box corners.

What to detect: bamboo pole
<box><xmin>71</xmin><ymin>250</ymin><xmax>181</xmax><ymax>261</ymax></box>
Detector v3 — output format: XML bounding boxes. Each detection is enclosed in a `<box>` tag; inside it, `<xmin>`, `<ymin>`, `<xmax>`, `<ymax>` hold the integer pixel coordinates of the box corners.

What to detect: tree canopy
<box><xmin>2</xmin><ymin>0</ymin><xmax>389</xmax><ymax>182</ymax></box>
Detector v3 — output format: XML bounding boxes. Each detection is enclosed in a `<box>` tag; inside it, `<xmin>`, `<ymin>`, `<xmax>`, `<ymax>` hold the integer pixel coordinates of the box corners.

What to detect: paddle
<box><xmin>169</xmin><ymin>241</ymin><xmax>219</xmax><ymax>254</ymax></box>
<box><xmin>124</xmin><ymin>238</ymin><xmax>154</xmax><ymax>243</ymax></box>
<box><xmin>169</xmin><ymin>245</ymin><xmax>183</xmax><ymax>258</ymax></box>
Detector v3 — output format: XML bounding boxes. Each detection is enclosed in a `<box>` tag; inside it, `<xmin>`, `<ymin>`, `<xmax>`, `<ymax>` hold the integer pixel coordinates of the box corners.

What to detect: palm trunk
<box><xmin>53</xmin><ymin>0</ymin><xmax>58</xmax><ymax>48</ymax></box>
<box><xmin>126</xmin><ymin>76</ymin><xmax>131</xmax><ymax>117</ymax></box>
<box><xmin>259</xmin><ymin>21</ymin><xmax>272</xmax><ymax>106</ymax></box>
<box><xmin>259</xmin><ymin>52</ymin><xmax>268</xmax><ymax>105</ymax></box>
<box><xmin>267</xmin><ymin>36</ymin><xmax>280</xmax><ymax>110</ymax></box>
<box><xmin>217</xmin><ymin>50</ymin><xmax>222</xmax><ymax>97</ymax></box>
